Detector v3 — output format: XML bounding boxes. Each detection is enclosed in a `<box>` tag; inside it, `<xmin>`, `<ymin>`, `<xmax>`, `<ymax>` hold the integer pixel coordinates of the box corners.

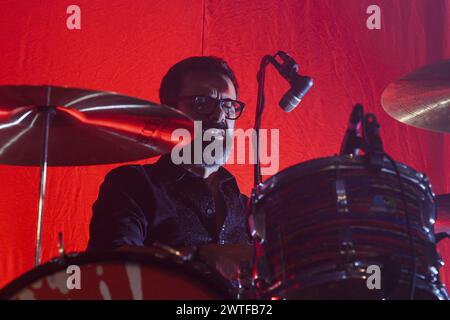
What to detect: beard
<box><xmin>187</xmin><ymin>121</ymin><xmax>232</xmax><ymax>168</ymax></box>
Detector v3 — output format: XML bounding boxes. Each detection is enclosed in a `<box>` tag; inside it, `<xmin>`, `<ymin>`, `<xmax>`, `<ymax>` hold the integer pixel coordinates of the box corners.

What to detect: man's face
<box><xmin>175</xmin><ymin>71</ymin><xmax>237</xmax><ymax>167</ymax></box>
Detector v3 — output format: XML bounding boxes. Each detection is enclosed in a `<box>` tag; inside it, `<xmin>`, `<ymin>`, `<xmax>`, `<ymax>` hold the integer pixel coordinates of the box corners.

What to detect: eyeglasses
<box><xmin>177</xmin><ymin>95</ymin><xmax>245</xmax><ymax>120</ymax></box>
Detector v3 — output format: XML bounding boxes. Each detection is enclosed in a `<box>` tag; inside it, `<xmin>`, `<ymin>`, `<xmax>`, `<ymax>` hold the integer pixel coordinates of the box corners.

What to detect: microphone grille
<box><xmin>279</xmin><ymin>76</ymin><xmax>313</xmax><ymax>112</ymax></box>
<box><xmin>279</xmin><ymin>92</ymin><xmax>301</xmax><ymax>112</ymax></box>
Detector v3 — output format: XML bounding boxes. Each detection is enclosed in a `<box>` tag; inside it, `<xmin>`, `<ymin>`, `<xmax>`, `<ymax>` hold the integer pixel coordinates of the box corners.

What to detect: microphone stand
<box><xmin>249</xmin><ymin>52</ymin><xmax>312</xmax><ymax>247</ymax></box>
<box><xmin>253</xmin><ymin>55</ymin><xmax>274</xmax><ymax>188</ymax></box>
<box><xmin>252</xmin><ymin>51</ymin><xmax>313</xmax><ymax>189</ymax></box>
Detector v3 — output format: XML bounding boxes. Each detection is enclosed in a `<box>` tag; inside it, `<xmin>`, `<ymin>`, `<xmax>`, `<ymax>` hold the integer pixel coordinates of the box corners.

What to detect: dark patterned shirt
<box><xmin>87</xmin><ymin>155</ymin><xmax>251</xmax><ymax>251</ymax></box>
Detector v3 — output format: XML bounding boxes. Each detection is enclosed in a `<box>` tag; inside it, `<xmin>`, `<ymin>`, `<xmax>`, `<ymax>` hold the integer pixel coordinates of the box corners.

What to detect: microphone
<box><xmin>364</xmin><ymin>113</ymin><xmax>384</xmax><ymax>154</ymax></box>
<box><xmin>279</xmin><ymin>74</ymin><xmax>314</xmax><ymax>112</ymax></box>
<box><xmin>271</xmin><ymin>51</ymin><xmax>314</xmax><ymax>112</ymax></box>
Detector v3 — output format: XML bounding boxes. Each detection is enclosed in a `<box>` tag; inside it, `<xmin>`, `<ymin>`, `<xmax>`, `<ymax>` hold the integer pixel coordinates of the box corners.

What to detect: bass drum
<box><xmin>249</xmin><ymin>155</ymin><xmax>449</xmax><ymax>300</ymax></box>
<box><xmin>0</xmin><ymin>248</ymin><xmax>232</xmax><ymax>300</ymax></box>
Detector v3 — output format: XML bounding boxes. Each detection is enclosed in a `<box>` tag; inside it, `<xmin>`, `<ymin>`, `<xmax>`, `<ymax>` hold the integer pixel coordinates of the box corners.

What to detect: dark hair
<box><xmin>159</xmin><ymin>56</ymin><xmax>239</xmax><ymax>107</ymax></box>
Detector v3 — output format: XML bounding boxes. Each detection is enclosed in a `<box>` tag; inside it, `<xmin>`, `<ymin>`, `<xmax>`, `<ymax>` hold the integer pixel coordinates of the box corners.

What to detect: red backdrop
<box><xmin>0</xmin><ymin>0</ymin><xmax>449</xmax><ymax>290</ymax></box>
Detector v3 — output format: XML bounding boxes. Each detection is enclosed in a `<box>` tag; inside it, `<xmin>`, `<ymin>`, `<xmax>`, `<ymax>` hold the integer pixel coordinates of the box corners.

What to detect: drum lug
<box><xmin>339</xmin><ymin>243</ymin><xmax>356</xmax><ymax>257</ymax></box>
<box><xmin>251</xmin><ymin>182</ymin><xmax>272</xmax><ymax>204</ymax></box>
<box><xmin>339</xmin><ymin>228</ymin><xmax>355</xmax><ymax>257</ymax></box>
<box><xmin>335</xmin><ymin>179</ymin><xmax>349</xmax><ymax>213</ymax></box>
<box><xmin>248</xmin><ymin>206</ymin><xmax>266</xmax><ymax>243</ymax></box>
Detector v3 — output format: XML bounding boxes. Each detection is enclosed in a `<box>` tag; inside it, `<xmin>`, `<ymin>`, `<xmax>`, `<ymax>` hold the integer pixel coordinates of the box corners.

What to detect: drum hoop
<box><xmin>254</xmin><ymin>155</ymin><xmax>433</xmax><ymax>202</ymax></box>
<box><xmin>0</xmin><ymin>250</ymin><xmax>233</xmax><ymax>300</ymax></box>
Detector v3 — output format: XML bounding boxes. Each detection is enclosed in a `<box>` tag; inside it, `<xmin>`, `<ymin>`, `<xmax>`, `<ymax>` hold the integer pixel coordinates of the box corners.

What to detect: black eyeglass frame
<box><xmin>176</xmin><ymin>95</ymin><xmax>245</xmax><ymax>120</ymax></box>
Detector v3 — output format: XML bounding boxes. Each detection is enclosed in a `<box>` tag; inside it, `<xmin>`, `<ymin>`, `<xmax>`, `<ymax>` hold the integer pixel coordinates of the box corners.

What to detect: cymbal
<box><xmin>381</xmin><ymin>59</ymin><xmax>450</xmax><ymax>133</ymax></box>
<box><xmin>0</xmin><ymin>85</ymin><xmax>193</xmax><ymax>166</ymax></box>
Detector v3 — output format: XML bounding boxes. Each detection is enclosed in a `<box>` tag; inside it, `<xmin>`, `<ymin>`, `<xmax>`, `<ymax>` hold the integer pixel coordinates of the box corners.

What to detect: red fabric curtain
<box><xmin>0</xmin><ymin>0</ymin><xmax>449</xmax><ymax>290</ymax></box>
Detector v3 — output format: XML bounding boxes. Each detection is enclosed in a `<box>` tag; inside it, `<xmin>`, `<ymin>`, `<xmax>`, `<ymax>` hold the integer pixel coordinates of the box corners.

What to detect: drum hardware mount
<box><xmin>340</xmin><ymin>103</ymin><xmax>385</xmax><ymax>171</ymax></box>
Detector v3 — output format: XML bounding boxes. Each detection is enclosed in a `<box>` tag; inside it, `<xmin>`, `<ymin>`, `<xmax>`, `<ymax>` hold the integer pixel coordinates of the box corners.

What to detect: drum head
<box><xmin>0</xmin><ymin>250</ymin><xmax>232</xmax><ymax>300</ymax></box>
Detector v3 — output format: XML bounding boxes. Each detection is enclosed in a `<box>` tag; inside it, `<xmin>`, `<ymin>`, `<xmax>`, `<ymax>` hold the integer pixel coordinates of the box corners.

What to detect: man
<box><xmin>87</xmin><ymin>57</ymin><xmax>252</xmax><ymax>269</ymax></box>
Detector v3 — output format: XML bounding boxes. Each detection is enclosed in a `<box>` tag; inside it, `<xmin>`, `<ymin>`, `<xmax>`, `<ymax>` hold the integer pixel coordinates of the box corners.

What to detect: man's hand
<box><xmin>114</xmin><ymin>243</ymin><xmax>254</xmax><ymax>281</ymax></box>
<box><xmin>197</xmin><ymin>244</ymin><xmax>254</xmax><ymax>280</ymax></box>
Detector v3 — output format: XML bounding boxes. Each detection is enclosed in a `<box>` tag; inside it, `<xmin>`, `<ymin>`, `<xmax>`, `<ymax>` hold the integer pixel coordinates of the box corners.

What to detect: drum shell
<box><xmin>250</xmin><ymin>155</ymin><xmax>448</xmax><ymax>300</ymax></box>
<box><xmin>0</xmin><ymin>250</ymin><xmax>232</xmax><ymax>300</ymax></box>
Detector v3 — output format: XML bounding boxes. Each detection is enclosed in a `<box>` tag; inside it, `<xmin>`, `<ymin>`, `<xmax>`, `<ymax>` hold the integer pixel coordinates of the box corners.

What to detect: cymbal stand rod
<box><xmin>34</xmin><ymin>90</ymin><xmax>52</xmax><ymax>267</ymax></box>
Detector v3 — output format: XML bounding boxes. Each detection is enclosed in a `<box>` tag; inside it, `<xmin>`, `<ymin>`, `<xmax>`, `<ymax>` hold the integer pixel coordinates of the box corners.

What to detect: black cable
<box><xmin>384</xmin><ymin>153</ymin><xmax>417</xmax><ymax>300</ymax></box>
<box><xmin>436</xmin><ymin>232</ymin><xmax>450</xmax><ymax>243</ymax></box>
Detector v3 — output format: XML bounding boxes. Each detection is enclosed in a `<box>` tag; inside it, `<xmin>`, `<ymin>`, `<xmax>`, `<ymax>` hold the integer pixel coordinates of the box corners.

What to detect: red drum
<box><xmin>249</xmin><ymin>155</ymin><xmax>449</xmax><ymax>300</ymax></box>
<box><xmin>0</xmin><ymin>249</ymin><xmax>232</xmax><ymax>300</ymax></box>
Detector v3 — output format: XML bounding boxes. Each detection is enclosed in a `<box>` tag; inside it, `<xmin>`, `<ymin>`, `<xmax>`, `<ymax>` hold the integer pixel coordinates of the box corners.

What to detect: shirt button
<box><xmin>206</xmin><ymin>208</ymin><xmax>213</xmax><ymax>215</ymax></box>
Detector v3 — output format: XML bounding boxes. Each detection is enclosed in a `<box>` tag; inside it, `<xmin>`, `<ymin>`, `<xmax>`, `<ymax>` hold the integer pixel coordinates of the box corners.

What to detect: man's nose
<box><xmin>208</xmin><ymin>104</ymin><xmax>226</xmax><ymax>123</ymax></box>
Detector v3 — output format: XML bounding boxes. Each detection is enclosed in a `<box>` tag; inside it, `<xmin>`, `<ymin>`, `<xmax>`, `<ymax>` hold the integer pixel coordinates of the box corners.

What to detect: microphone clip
<box><xmin>340</xmin><ymin>104</ymin><xmax>385</xmax><ymax>171</ymax></box>
<box><xmin>271</xmin><ymin>51</ymin><xmax>299</xmax><ymax>81</ymax></box>
<box><xmin>266</xmin><ymin>51</ymin><xmax>313</xmax><ymax>112</ymax></box>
